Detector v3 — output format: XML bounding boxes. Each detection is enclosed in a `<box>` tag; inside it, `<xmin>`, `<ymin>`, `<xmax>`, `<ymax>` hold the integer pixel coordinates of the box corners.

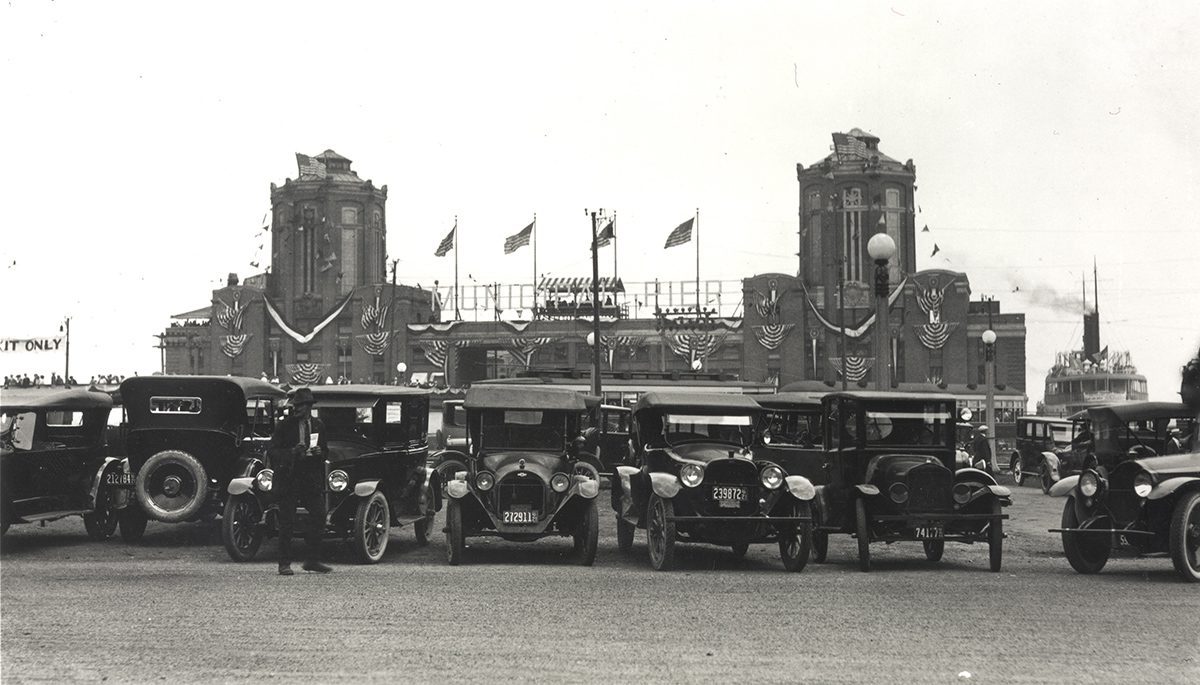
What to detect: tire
<box><xmin>1011</xmin><ymin>456</ymin><xmax>1025</xmax><ymax>486</ymax></box>
<box><xmin>83</xmin><ymin>487</ymin><xmax>120</xmax><ymax>541</ymax></box>
<box><xmin>811</xmin><ymin>531</ymin><xmax>829</xmax><ymax>564</ymax></box>
<box><xmin>923</xmin><ymin>539</ymin><xmax>945</xmax><ymax>562</ymax></box>
<box><xmin>1168</xmin><ymin>490</ymin><xmax>1200</xmax><ymax>583</ymax></box>
<box><xmin>855</xmin><ymin>498</ymin><xmax>871</xmax><ymax>573</ymax></box>
<box><xmin>135</xmin><ymin>450</ymin><xmax>208</xmax><ymax>523</ymax></box>
<box><xmin>616</xmin><ymin>516</ymin><xmax>635</xmax><ymax>553</ymax></box>
<box><xmin>574</xmin><ymin>499</ymin><xmax>599</xmax><ymax>566</ymax></box>
<box><xmin>118</xmin><ymin>505</ymin><xmax>148</xmax><ymax>543</ymax></box>
<box><xmin>1039</xmin><ymin>462</ymin><xmax>1054</xmax><ymax>495</ymax></box>
<box><xmin>730</xmin><ymin>541</ymin><xmax>749</xmax><ymax>560</ymax></box>
<box><xmin>988</xmin><ymin>499</ymin><xmax>1003</xmax><ymax>572</ymax></box>
<box><xmin>445</xmin><ymin>498</ymin><xmax>465</xmax><ymax>566</ymax></box>
<box><xmin>221</xmin><ymin>494</ymin><xmax>264</xmax><ymax>562</ymax></box>
<box><xmin>647</xmin><ymin>494</ymin><xmax>676</xmax><ymax>571</ymax></box>
<box><xmin>353</xmin><ymin>490</ymin><xmax>390</xmax><ymax>564</ymax></box>
<box><xmin>414</xmin><ymin>483</ymin><xmax>435</xmax><ymax>546</ymax></box>
<box><xmin>1060</xmin><ymin>497</ymin><xmax>1110</xmax><ymax>574</ymax></box>
<box><xmin>779</xmin><ymin>501</ymin><xmax>812</xmax><ymax>573</ymax></box>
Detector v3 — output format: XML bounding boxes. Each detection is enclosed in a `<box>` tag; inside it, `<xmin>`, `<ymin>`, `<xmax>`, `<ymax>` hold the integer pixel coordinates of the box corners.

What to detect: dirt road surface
<box><xmin>2</xmin><ymin>482</ymin><xmax>1197</xmax><ymax>683</ymax></box>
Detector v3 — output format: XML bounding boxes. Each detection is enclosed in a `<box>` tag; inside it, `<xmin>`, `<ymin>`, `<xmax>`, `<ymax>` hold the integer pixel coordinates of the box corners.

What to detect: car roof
<box><xmin>635</xmin><ymin>392</ymin><xmax>762</xmax><ymax>413</ymax></box>
<box><xmin>464</xmin><ymin>385</ymin><xmax>587</xmax><ymax>411</ymax></box>
<box><xmin>305</xmin><ymin>384</ymin><xmax>430</xmax><ymax>408</ymax></box>
<box><xmin>823</xmin><ymin>389</ymin><xmax>959</xmax><ymax>403</ymax></box>
<box><xmin>120</xmin><ymin>375</ymin><xmax>286</xmax><ymax>399</ymax></box>
<box><xmin>0</xmin><ymin>387</ymin><xmax>114</xmax><ymax>411</ymax></box>
<box><xmin>1086</xmin><ymin>401</ymin><xmax>1193</xmax><ymax>423</ymax></box>
<box><xmin>755</xmin><ymin>392</ymin><xmax>824</xmax><ymax>410</ymax></box>
<box><xmin>1017</xmin><ymin>415</ymin><xmax>1073</xmax><ymax>425</ymax></box>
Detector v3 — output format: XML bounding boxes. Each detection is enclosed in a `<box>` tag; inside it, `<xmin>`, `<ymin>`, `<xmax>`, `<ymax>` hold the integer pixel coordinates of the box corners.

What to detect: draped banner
<box><xmin>600</xmin><ymin>335</ymin><xmax>647</xmax><ymax>368</ymax></box>
<box><xmin>507</xmin><ymin>337</ymin><xmax>555</xmax><ymax>369</ymax></box>
<box><xmin>357</xmin><ymin>288</ymin><xmax>391</xmax><ymax>356</ymax></box>
<box><xmin>263</xmin><ymin>293</ymin><xmax>354</xmax><ymax>345</ymax></box>
<box><xmin>286</xmin><ymin>363</ymin><xmax>327</xmax><ymax>385</ymax></box>
<box><xmin>663</xmin><ymin>332</ymin><xmax>726</xmax><ymax>366</ymax></box>
<box><xmin>914</xmin><ymin>322</ymin><xmax>956</xmax><ymax>350</ymax></box>
<box><xmin>407</xmin><ymin>321</ymin><xmax>463</xmax><ymax>334</ymax></box>
<box><xmin>829</xmin><ymin>356</ymin><xmax>873</xmax><ymax>383</ymax></box>
<box><xmin>220</xmin><ymin>334</ymin><xmax>252</xmax><ymax>358</ymax></box>
<box><xmin>752</xmin><ymin>324</ymin><xmax>794</xmax><ymax>351</ymax></box>
<box><xmin>913</xmin><ymin>273</ymin><xmax>958</xmax><ymax>350</ymax></box>
<box><xmin>216</xmin><ymin>290</ymin><xmax>250</xmax><ymax>358</ymax></box>
<box><xmin>420</xmin><ymin>341</ymin><xmax>451</xmax><ymax>374</ymax></box>
<box><xmin>801</xmin><ymin>278</ymin><xmax>907</xmax><ymax>339</ymax></box>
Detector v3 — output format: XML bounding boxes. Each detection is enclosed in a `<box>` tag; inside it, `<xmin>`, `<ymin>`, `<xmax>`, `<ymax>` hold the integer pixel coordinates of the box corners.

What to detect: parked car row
<box><xmin>4</xmin><ymin>378</ymin><xmax>1198</xmax><ymax>582</ymax></box>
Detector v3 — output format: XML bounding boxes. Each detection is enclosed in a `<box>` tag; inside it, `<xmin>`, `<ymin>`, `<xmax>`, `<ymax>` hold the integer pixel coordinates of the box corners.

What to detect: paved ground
<box><xmin>2</xmin><ymin>480</ymin><xmax>1197</xmax><ymax>684</ymax></box>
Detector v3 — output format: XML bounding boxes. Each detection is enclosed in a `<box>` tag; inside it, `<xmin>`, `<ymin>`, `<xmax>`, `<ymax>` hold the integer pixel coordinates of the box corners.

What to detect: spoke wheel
<box><xmin>1011</xmin><ymin>456</ymin><xmax>1025</xmax><ymax>486</ymax></box>
<box><xmin>574</xmin><ymin>499</ymin><xmax>599</xmax><ymax>566</ymax></box>
<box><xmin>445</xmin><ymin>498</ymin><xmax>465</xmax><ymax>566</ymax></box>
<box><xmin>414</xmin><ymin>483</ymin><xmax>435</xmax><ymax>546</ymax></box>
<box><xmin>1060</xmin><ymin>497</ymin><xmax>1110</xmax><ymax>574</ymax></box>
<box><xmin>647</xmin><ymin>494</ymin><xmax>676</xmax><ymax>571</ymax></box>
<box><xmin>616</xmin><ymin>515</ymin><xmax>635</xmax><ymax>553</ymax></box>
<box><xmin>855</xmin><ymin>498</ymin><xmax>872</xmax><ymax>573</ymax></box>
<box><xmin>923</xmin><ymin>539</ymin><xmax>945</xmax><ymax>562</ymax></box>
<box><xmin>988</xmin><ymin>499</ymin><xmax>1004</xmax><ymax>572</ymax></box>
<box><xmin>83</xmin><ymin>487</ymin><xmax>120</xmax><ymax>541</ymax></box>
<box><xmin>779</xmin><ymin>501</ymin><xmax>812</xmax><ymax>573</ymax></box>
<box><xmin>1169</xmin><ymin>490</ymin><xmax>1200</xmax><ymax>583</ymax></box>
<box><xmin>221</xmin><ymin>494</ymin><xmax>264</xmax><ymax>562</ymax></box>
<box><xmin>1040</xmin><ymin>463</ymin><xmax>1054</xmax><ymax>495</ymax></box>
<box><xmin>353</xmin><ymin>490</ymin><xmax>390</xmax><ymax>564</ymax></box>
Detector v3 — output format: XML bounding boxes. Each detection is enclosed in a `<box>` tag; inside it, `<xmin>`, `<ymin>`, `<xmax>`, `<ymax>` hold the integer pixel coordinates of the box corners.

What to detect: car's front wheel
<box><xmin>988</xmin><ymin>499</ymin><xmax>1004</xmax><ymax>572</ymax></box>
<box><xmin>83</xmin><ymin>486</ymin><xmax>119</xmax><ymax>541</ymax></box>
<box><xmin>413</xmin><ymin>482</ymin><xmax>436</xmax><ymax>546</ymax></box>
<box><xmin>647</xmin><ymin>494</ymin><xmax>676</xmax><ymax>571</ymax></box>
<box><xmin>1039</xmin><ymin>462</ymin><xmax>1054</xmax><ymax>495</ymax></box>
<box><xmin>445</xmin><ymin>498</ymin><xmax>465</xmax><ymax>566</ymax></box>
<box><xmin>221</xmin><ymin>494</ymin><xmax>263</xmax><ymax>562</ymax></box>
<box><xmin>779</xmin><ymin>501</ymin><xmax>812</xmax><ymax>573</ymax></box>
<box><xmin>1169</xmin><ymin>490</ymin><xmax>1200</xmax><ymax>583</ymax></box>
<box><xmin>353</xmin><ymin>490</ymin><xmax>390</xmax><ymax>564</ymax></box>
<box><xmin>574</xmin><ymin>499</ymin><xmax>599</xmax><ymax>566</ymax></box>
<box><xmin>1011</xmin><ymin>455</ymin><xmax>1024</xmax><ymax>486</ymax></box>
<box><xmin>1060</xmin><ymin>497</ymin><xmax>1110</xmax><ymax>574</ymax></box>
<box><xmin>855</xmin><ymin>498</ymin><xmax>872</xmax><ymax>572</ymax></box>
<box><xmin>616</xmin><ymin>515</ymin><xmax>635</xmax><ymax>553</ymax></box>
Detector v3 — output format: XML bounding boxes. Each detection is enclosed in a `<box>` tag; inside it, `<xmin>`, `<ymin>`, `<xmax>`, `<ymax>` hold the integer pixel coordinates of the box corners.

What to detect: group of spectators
<box><xmin>2</xmin><ymin>372</ymin><xmax>126</xmax><ymax>388</ymax></box>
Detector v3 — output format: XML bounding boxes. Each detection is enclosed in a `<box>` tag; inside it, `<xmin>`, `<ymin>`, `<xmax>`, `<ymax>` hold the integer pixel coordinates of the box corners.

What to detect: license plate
<box><xmin>915</xmin><ymin>525</ymin><xmax>943</xmax><ymax>540</ymax></box>
<box><xmin>503</xmin><ymin>510</ymin><xmax>538</xmax><ymax>524</ymax></box>
<box><xmin>105</xmin><ymin>472</ymin><xmax>135</xmax><ymax>487</ymax></box>
<box><xmin>712</xmin><ymin>486</ymin><xmax>747</xmax><ymax>507</ymax></box>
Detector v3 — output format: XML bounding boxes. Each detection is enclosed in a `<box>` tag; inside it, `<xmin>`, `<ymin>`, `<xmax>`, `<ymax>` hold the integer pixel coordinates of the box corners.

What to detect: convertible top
<box><xmin>465</xmin><ymin>385</ymin><xmax>587</xmax><ymax>411</ymax></box>
<box><xmin>635</xmin><ymin>392</ymin><xmax>761</xmax><ymax>414</ymax></box>
<box><xmin>0</xmin><ymin>387</ymin><xmax>114</xmax><ymax>411</ymax></box>
<box><xmin>306</xmin><ymin>384</ymin><xmax>430</xmax><ymax>408</ymax></box>
<box><xmin>1087</xmin><ymin>402</ymin><xmax>1193</xmax><ymax>423</ymax></box>
<box><xmin>823</xmin><ymin>389</ymin><xmax>959</xmax><ymax>404</ymax></box>
<box><xmin>120</xmin><ymin>375</ymin><xmax>285</xmax><ymax>401</ymax></box>
<box><xmin>755</xmin><ymin>393</ymin><xmax>823</xmax><ymax>410</ymax></box>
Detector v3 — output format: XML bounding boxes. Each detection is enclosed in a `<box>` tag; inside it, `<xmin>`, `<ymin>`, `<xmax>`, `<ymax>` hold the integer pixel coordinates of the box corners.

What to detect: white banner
<box><xmin>1</xmin><ymin>338</ymin><xmax>65</xmax><ymax>353</ymax></box>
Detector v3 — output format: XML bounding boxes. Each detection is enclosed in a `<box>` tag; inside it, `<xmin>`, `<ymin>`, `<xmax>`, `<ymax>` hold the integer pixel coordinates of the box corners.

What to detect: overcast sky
<box><xmin>2</xmin><ymin>1</ymin><xmax>1197</xmax><ymax>403</ymax></box>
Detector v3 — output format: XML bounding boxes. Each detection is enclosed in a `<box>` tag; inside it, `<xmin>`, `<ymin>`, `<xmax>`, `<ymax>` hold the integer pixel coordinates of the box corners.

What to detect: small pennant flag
<box><xmin>877</xmin><ymin>214</ymin><xmax>886</xmax><ymax>225</ymax></box>
<box><xmin>664</xmin><ymin>218</ymin><xmax>694</xmax><ymax>249</ymax></box>
<box><xmin>504</xmin><ymin>222</ymin><xmax>534</xmax><ymax>254</ymax></box>
<box><xmin>931</xmin><ymin>243</ymin><xmax>941</xmax><ymax>257</ymax></box>
<box><xmin>434</xmin><ymin>226</ymin><xmax>456</xmax><ymax>257</ymax></box>
<box><xmin>595</xmin><ymin>219</ymin><xmax>615</xmax><ymax>247</ymax></box>
<box><xmin>921</xmin><ymin>225</ymin><xmax>930</xmax><ymax>232</ymax></box>
<box><xmin>296</xmin><ymin>153</ymin><xmax>327</xmax><ymax>179</ymax></box>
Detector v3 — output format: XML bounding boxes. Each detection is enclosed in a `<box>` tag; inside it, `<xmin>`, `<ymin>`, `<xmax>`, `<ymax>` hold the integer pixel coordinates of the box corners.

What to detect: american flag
<box><xmin>663</xmin><ymin>217</ymin><xmax>693</xmax><ymax>249</ymax></box>
<box><xmin>595</xmin><ymin>219</ymin><xmax>615</xmax><ymax>247</ymax></box>
<box><xmin>831</xmin><ymin>133</ymin><xmax>867</xmax><ymax>162</ymax></box>
<box><xmin>504</xmin><ymin>222</ymin><xmax>533</xmax><ymax>254</ymax></box>
<box><xmin>434</xmin><ymin>225</ymin><xmax>456</xmax><ymax>257</ymax></box>
<box><xmin>296</xmin><ymin>153</ymin><xmax>327</xmax><ymax>178</ymax></box>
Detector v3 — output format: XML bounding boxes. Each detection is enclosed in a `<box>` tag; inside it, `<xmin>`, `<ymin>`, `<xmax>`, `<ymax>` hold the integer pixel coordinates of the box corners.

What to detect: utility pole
<box><xmin>587</xmin><ymin>209</ymin><xmax>606</xmax><ymax>398</ymax></box>
<box><xmin>61</xmin><ymin>316</ymin><xmax>71</xmax><ymax>382</ymax></box>
<box><xmin>385</xmin><ymin>259</ymin><xmax>399</xmax><ymax>383</ymax></box>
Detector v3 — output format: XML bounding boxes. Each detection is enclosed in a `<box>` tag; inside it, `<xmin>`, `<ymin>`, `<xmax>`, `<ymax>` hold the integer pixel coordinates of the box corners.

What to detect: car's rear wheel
<box><xmin>779</xmin><ymin>501</ymin><xmax>812</xmax><ymax>573</ymax></box>
<box><xmin>923</xmin><ymin>539</ymin><xmax>945</xmax><ymax>562</ymax></box>
<box><xmin>616</xmin><ymin>516</ymin><xmax>635</xmax><ymax>553</ymax></box>
<box><xmin>221</xmin><ymin>494</ymin><xmax>263</xmax><ymax>562</ymax></box>
<box><xmin>1039</xmin><ymin>462</ymin><xmax>1054</xmax><ymax>495</ymax></box>
<box><xmin>1168</xmin><ymin>490</ymin><xmax>1200</xmax><ymax>583</ymax></box>
<box><xmin>730</xmin><ymin>541</ymin><xmax>749</xmax><ymax>560</ymax></box>
<box><xmin>574</xmin><ymin>499</ymin><xmax>599</xmax><ymax>566</ymax></box>
<box><xmin>445</xmin><ymin>498</ymin><xmax>465</xmax><ymax>566</ymax></box>
<box><xmin>83</xmin><ymin>486</ymin><xmax>119</xmax><ymax>541</ymax></box>
<box><xmin>135</xmin><ymin>450</ymin><xmax>208</xmax><ymax>523</ymax></box>
<box><xmin>353</xmin><ymin>490</ymin><xmax>390</xmax><ymax>564</ymax></box>
<box><xmin>1011</xmin><ymin>455</ymin><xmax>1025</xmax><ymax>486</ymax></box>
<box><xmin>118</xmin><ymin>506</ymin><xmax>147</xmax><ymax>543</ymax></box>
<box><xmin>855</xmin><ymin>498</ymin><xmax>871</xmax><ymax>572</ymax></box>
<box><xmin>1061</xmin><ymin>497</ymin><xmax>1110</xmax><ymax>574</ymax></box>
<box><xmin>647</xmin><ymin>494</ymin><xmax>676</xmax><ymax>571</ymax></box>
<box><xmin>988</xmin><ymin>499</ymin><xmax>1004</xmax><ymax>572</ymax></box>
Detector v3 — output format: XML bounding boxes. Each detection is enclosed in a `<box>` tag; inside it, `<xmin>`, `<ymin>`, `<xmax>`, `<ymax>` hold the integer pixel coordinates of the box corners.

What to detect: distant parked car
<box><xmin>1</xmin><ymin>388</ymin><xmax>124</xmax><ymax>539</ymax></box>
<box><xmin>581</xmin><ymin>396</ymin><xmax>632</xmax><ymax>476</ymax></box>
<box><xmin>1009</xmin><ymin>416</ymin><xmax>1075</xmax><ymax>493</ymax></box>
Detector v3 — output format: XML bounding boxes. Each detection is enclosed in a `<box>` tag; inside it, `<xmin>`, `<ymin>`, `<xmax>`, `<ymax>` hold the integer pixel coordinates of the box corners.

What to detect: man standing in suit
<box><xmin>271</xmin><ymin>387</ymin><xmax>333</xmax><ymax>575</ymax></box>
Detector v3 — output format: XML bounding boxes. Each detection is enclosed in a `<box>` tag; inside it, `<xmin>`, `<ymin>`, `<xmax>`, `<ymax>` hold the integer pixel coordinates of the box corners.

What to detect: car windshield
<box><xmin>663</xmin><ymin>413</ymin><xmax>755</xmax><ymax>447</ymax></box>
<box><xmin>845</xmin><ymin>402</ymin><xmax>951</xmax><ymax>447</ymax></box>
<box><xmin>478</xmin><ymin>409</ymin><xmax>566</xmax><ymax>451</ymax></box>
<box><xmin>765</xmin><ymin>410</ymin><xmax>822</xmax><ymax>447</ymax></box>
<box><xmin>1051</xmin><ymin>425</ymin><xmax>1072</xmax><ymax>446</ymax></box>
<box><xmin>315</xmin><ymin>405</ymin><xmax>374</xmax><ymax>442</ymax></box>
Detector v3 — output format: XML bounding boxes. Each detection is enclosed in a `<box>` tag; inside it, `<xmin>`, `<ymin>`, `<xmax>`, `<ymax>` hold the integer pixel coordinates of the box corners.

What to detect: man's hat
<box><xmin>977</xmin><ymin>425</ymin><xmax>988</xmax><ymax>433</ymax></box>
<box><xmin>290</xmin><ymin>387</ymin><xmax>316</xmax><ymax>406</ymax></box>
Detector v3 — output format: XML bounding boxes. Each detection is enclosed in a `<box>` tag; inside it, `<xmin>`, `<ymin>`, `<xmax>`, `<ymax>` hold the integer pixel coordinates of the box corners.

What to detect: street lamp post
<box><xmin>866</xmin><ymin>234</ymin><xmax>896</xmax><ymax>390</ymax></box>
<box><xmin>586</xmin><ymin>331</ymin><xmax>600</xmax><ymax>397</ymax></box>
<box><xmin>982</xmin><ymin>328</ymin><xmax>997</xmax><ymax>471</ymax></box>
<box><xmin>60</xmin><ymin>316</ymin><xmax>71</xmax><ymax>383</ymax></box>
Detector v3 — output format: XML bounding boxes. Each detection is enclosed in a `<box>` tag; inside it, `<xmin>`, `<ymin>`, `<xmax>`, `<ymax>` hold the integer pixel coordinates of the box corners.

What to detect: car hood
<box><xmin>665</xmin><ymin>442</ymin><xmax>755</xmax><ymax>465</ymax></box>
<box><xmin>1129</xmin><ymin>452</ymin><xmax>1200</xmax><ymax>479</ymax></box>
<box><xmin>480</xmin><ymin>450</ymin><xmax>567</xmax><ymax>482</ymax></box>
<box><xmin>865</xmin><ymin>453</ymin><xmax>943</xmax><ymax>484</ymax></box>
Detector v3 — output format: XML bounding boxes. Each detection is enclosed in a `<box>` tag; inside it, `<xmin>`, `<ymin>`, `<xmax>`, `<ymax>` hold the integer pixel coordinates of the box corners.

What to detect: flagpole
<box><xmin>532</xmin><ymin>213</ymin><xmax>538</xmax><ymax>319</ymax></box>
<box><xmin>454</xmin><ymin>216</ymin><xmax>460</xmax><ymax>321</ymax></box>
<box><xmin>612</xmin><ymin>211</ymin><xmax>618</xmax><ymax>284</ymax></box>
<box><xmin>694</xmin><ymin>208</ymin><xmax>700</xmax><ymax>317</ymax></box>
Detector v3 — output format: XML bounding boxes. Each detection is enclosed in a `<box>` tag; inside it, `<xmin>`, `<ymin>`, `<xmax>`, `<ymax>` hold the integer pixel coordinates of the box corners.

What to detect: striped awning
<box><xmin>538</xmin><ymin>277</ymin><xmax>625</xmax><ymax>293</ymax></box>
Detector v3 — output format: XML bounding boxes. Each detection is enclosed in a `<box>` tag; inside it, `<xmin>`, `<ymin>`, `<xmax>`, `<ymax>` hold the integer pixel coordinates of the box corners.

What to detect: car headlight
<box><xmin>760</xmin><ymin>465</ymin><xmax>784</xmax><ymax>490</ymax></box>
<box><xmin>550</xmin><ymin>473</ymin><xmax>570</xmax><ymax>493</ymax></box>
<box><xmin>680</xmin><ymin>463</ymin><xmax>704</xmax><ymax>488</ymax></box>
<box><xmin>328</xmin><ymin>470</ymin><xmax>349</xmax><ymax>492</ymax></box>
<box><xmin>254</xmin><ymin>469</ymin><xmax>274</xmax><ymax>492</ymax></box>
<box><xmin>476</xmin><ymin>471</ymin><xmax>495</xmax><ymax>491</ymax></box>
<box><xmin>1079</xmin><ymin>470</ymin><xmax>1100</xmax><ymax>497</ymax></box>
<box><xmin>1132</xmin><ymin>472</ymin><xmax>1153</xmax><ymax>498</ymax></box>
<box><xmin>889</xmin><ymin>482</ymin><xmax>909</xmax><ymax>504</ymax></box>
<box><xmin>952</xmin><ymin>482</ymin><xmax>972</xmax><ymax>505</ymax></box>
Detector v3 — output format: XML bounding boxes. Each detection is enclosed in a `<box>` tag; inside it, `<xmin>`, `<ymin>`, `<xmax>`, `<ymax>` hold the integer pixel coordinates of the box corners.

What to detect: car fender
<box><xmin>354</xmin><ymin>480</ymin><xmax>380</xmax><ymax>497</ymax></box>
<box><xmin>1148</xmin><ymin>477</ymin><xmax>1200</xmax><ymax>501</ymax></box>
<box><xmin>227</xmin><ymin>477</ymin><xmax>255</xmax><ymax>495</ymax></box>
<box><xmin>854</xmin><ymin>484</ymin><xmax>880</xmax><ymax>497</ymax></box>
<box><xmin>954</xmin><ymin>468</ymin><xmax>998</xmax><ymax>487</ymax></box>
<box><xmin>1048</xmin><ymin>474</ymin><xmax>1079</xmax><ymax>498</ymax></box>
<box><xmin>650</xmin><ymin>472</ymin><xmax>681</xmax><ymax>499</ymax></box>
<box><xmin>785</xmin><ymin>475</ymin><xmax>815</xmax><ymax>501</ymax></box>
<box><xmin>87</xmin><ymin>457</ymin><xmax>122</xmax><ymax>508</ymax></box>
<box><xmin>1041</xmin><ymin>452</ymin><xmax>1061</xmax><ymax>479</ymax></box>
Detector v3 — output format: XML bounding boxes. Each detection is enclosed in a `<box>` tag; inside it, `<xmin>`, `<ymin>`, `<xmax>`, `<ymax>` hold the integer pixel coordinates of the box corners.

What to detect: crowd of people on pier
<box><xmin>2</xmin><ymin>373</ymin><xmax>128</xmax><ymax>388</ymax></box>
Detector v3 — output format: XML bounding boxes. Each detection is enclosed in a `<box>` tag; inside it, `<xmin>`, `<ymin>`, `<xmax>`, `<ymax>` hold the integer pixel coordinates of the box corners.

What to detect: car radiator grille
<box><xmin>1105</xmin><ymin>470</ymin><xmax>1141</xmax><ymax>525</ymax></box>
<box><xmin>496</xmin><ymin>476</ymin><xmax>546</xmax><ymax>514</ymax></box>
<box><xmin>906</xmin><ymin>464</ymin><xmax>952</xmax><ymax>513</ymax></box>
<box><xmin>701</xmin><ymin>459</ymin><xmax>759</xmax><ymax>516</ymax></box>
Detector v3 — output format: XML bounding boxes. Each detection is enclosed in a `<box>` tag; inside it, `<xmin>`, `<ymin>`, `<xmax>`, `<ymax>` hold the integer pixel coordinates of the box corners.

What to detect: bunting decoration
<box><xmin>406</xmin><ymin>321</ymin><xmax>463</xmax><ymax>334</ymax></box>
<box><xmin>506</xmin><ymin>337</ymin><xmax>555</xmax><ymax>369</ymax></box>
<box><xmin>420</xmin><ymin>341</ymin><xmax>451</xmax><ymax>373</ymax></box>
<box><xmin>751</xmin><ymin>278</ymin><xmax>795</xmax><ymax>350</ymax></box>
<box><xmin>663</xmin><ymin>331</ymin><xmax>725</xmax><ymax>367</ymax></box>
<box><xmin>262</xmin><ymin>292</ymin><xmax>354</xmax><ymax>345</ymax></box>
<box><xmin>286</xmin><ymin>363</ymin><xmax>327</xmax><ymax>385</ymax></box>
<box><xmin>600</xmin><ymin>335</ymin><xmax>646</xmax><ymax>368</ymax></box>
<box><xmin>914</xmin><ymin>322</ymin><xmax>955</xmax><ymax>350</ymax></box>
<box><xmin>914</xmin><ymin>274</ymin><xmax>958</xmax><ymax>350</ymax></box>
<box><xmin>753</xmin><ymin>324</ymin><xmax>795</xmax><ymax>351</ymax></box>
<box><xmin>801</xmin><ymin>278</ymin><xmax>907</xmax><ymax>339</ymax></box>
<box><xmin>220</xmin><ymin>334</ymin><xmax>252</xmax><ymax>358</ymax></box>
<box><xmin>216</xmin><ymin>291</ymin><xmax>250</xmax><ymax>358</ymax></box>
<box><xmin>830</xmin><ymin>356</ymin><xmax>873</xmax><ymax>383</ymax></box>
<box><xmin>356</xmin><ymin>287</ymin><xmax>391</xmax><ymax>356</ymax></box>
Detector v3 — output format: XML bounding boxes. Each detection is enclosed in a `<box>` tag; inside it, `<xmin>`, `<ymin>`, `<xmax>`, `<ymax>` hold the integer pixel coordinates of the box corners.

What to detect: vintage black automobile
<box><xmin>755</xmin><ymin>392</ymin><xmax>825</xmax><ymax>485</ymax></box>
<box><xmin>610</xmin><ymin>392</ymin><xmax>815</xmax><ymax>572</ymax></box>
<box><xmin>434</xmin><ymin>385</ymin><xmax>601</xmax><ymax>566</ymax></box>
<box><xmin>115</xmin><ymin>375</ymin><xmax>286</xmax><ymax>540</ymax></box>
<box><xmin>435</xmin><ymin>399</ymin><xmax>466</xmax><ymax>451</ymax></box>
<box><xmin>1009</xmin><ymin>415</ymin><xmax>1075</xmax><ymax>492</ymax></box>
<box><xmin>221</xmin><ymin>385</ymin><xmax>435</xmax><ymax>564</ymax></box>
<box><xmin>1</xmin><ymin>388</ymin><xmax>125</xmax><ymax>539</ymax></box>
<box><xmin>581</xmin><ymin>396</ymin><xmax>632</xmax><ymax>476</ymax></box>
<box><xmin>814</xmin><ymin>390</ymin><xmax>1010</xmax><ymax>572</ymax></box>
